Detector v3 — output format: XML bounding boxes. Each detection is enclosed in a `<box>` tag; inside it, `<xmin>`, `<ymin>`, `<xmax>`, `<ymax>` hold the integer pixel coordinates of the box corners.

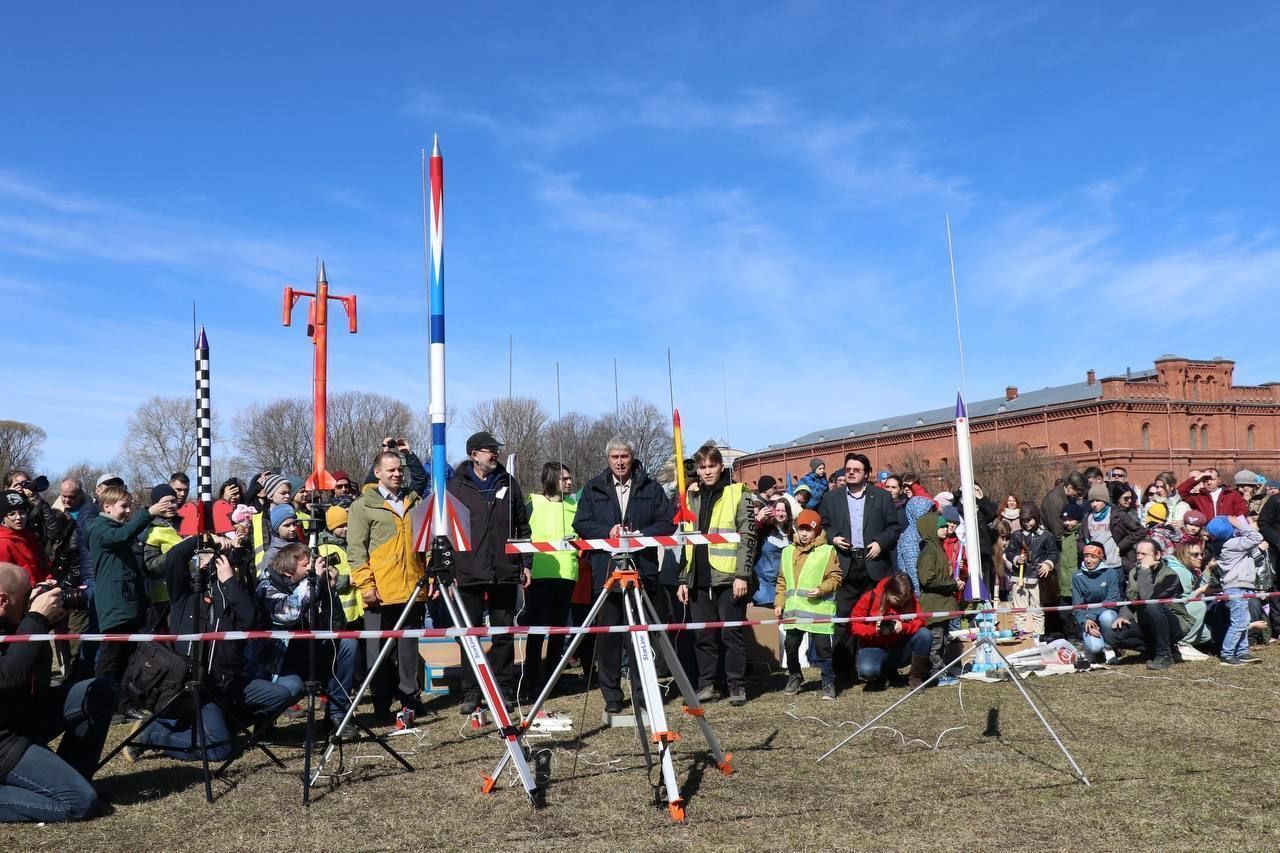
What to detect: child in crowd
<box><xmin>774</xmin><ymin>510</ymin><xmax>841</xmax><ymax>700</ymax></box>
<box><xmin>1055</xmin><ymin>504</ymin><xmax>1085</xmax><ymax>642</ymax></box>
<box><xmin>915</xmin><ymin>509</ymin><xmax>964</xmax><ymax>685</ymax></box>
<box><xmin>1207</xmin><ymin>516</ymin><xmax>1265</xmax><ymax>665</ymax></box>
<box><xmin>1005</xmin><ymin>505</ymin><xmax>1059</xmax><ymax>644</ymax></box>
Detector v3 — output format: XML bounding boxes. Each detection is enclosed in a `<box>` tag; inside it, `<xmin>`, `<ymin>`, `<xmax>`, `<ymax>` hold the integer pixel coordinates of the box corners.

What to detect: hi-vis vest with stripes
<box><xmin>318</xmin><ymin>541</ymin><xmax>363</xmax><ymax>624</ymax></box>
<box><xmin>684</xmin><ymin>483</ymin><xmax>746</xmax><ymax>575</ymax></box>
<box><xmin>781</xmin><ymin>543</ymin><xmax>836</xmax><ymax>635</ymax></box>
<box><xmin>528</xmin><ymin>494</ymin><xmax>579</xmax><ymax>581</ymax></box>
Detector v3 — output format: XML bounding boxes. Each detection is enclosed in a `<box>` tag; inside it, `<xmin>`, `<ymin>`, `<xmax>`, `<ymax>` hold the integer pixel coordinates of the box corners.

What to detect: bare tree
<box><xmin>598</xmin><ymin>396</ymin><xmax>673</xmax><ymax>476</ymax></box>
<box><xmin>541</xmin><ymin>412</ymin><xmax>611</xmax><ymax>488</ymax></box>
<box><xmin>0</xmin><ymin>420</ymin><xmax>46</xmax><ymax>480</ymax></box>
<box><xmin>889</xmin><ymin>442</ymin><xmax>1063</xmax><ymax>506</ymax></box>
<box><xmin>328</xmin><ymin>391</ymin><xmax>422</xmax><ymax>477</ymax></box>
<box><xmin>59</xmin><ymin>460</ymin><xmax>111</xmax><ymax>493</ymax></box>
<box><xmin>119</xmin><ymin>396</ymin><xmax>226</xmax><ymax>489</ymax></box>
<box><xmin>465</xmin><ymin>397</ymin><xmax>549</xmax><ymax>486</ymax></box>
<box><xmin>233</xmin><ymin>398</ymin><xmax>313</xmax><ymax>476</ymax></box>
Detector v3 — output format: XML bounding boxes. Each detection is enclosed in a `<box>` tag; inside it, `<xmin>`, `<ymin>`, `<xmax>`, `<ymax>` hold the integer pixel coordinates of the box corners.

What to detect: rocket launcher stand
<box><xmin>486</xmin><ymin>552</ymin><xmax>732</xmax><ymax>822</ymax></box>
<box><xmin>816</xmin><ymin>635</ymin><xmax>1090</xmax><ymax>786</ymax></box>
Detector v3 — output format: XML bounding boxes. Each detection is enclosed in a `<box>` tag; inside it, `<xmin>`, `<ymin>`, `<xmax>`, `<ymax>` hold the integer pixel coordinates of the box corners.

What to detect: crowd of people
<box><xmin>2</xmin><ymin>437</ymin><xmax>1278</xmax><ymax>823</ymax></box>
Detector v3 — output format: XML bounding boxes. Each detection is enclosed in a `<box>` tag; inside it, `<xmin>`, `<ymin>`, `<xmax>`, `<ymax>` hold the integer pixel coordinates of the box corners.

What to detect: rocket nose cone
<box><xmin>955</xmin><ymin>392</ymin><xmax>967</xmax><ymax>419</ymax></box>
<box><xmin>431</xmin><ymin>133</ymin><xmax>441</xmax><ymax>156</ymax></box>
<box><xmin>673</xmin><ymin>408</ymin><xmax>682</xmax><ymax>427</ymax></box>
<box><xmin>317</xmin><ymin>259</ymin><xmax>328</xmax><ymax>284</ymax></box>
<box><xmin>197</xmin><ymin>326</ymin><xmax>209</xmax><ymax>350</ymax></box>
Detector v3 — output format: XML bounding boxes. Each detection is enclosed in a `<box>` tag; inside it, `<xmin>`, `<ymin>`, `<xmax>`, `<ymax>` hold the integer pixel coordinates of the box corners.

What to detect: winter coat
<box><xmin>1039</xmin><ymin>485</ymin><xmax>1072</xmax><ymax>538</ymax></box>
<box><xmin>915</xmin><ymin>512</ymin><xmax>962</xmax><ymax>626</ymax></box>
<box><xmin>1164</xmin><ymin>554</ymin><xmax>1207</xmax><ymax>644</ymax></box>
<box><xmin>164</xmin><ymin>535</ymin><xmax>260</xmax><ymax>689</ymax></box>
<box><xmin>445</xmin><ymin>460</ymin><xmax>530</xmax><ymax>588</ymax></box>
<box><xmin>1110</xmin><ymin>510</ymin><xmax>1146</xmax><ymax>568</ymax></box>
<box><xmin>250</xmin><ymin>565</ymin><xmax>346</xmax><ymax>681</ymax></box>
<box><xmin>573</xmin><ymin>463</ymin><xmax>674</xmax><ymax>590</ymax></box>
<box><xmin>753</xmin><ymin>522</ymin><xmax>789</xmax><ymax>607</ymax></box>
<box><xmin>1215</xmin><ymin>528</ymin><xmax>1264</xmax><ymax>589</ymax></box>
<box><xmin>1005</xmin><ymin>526</ymin><xmax>1059</xmax><ymax>585</ymax></box>
<box><xmin>772</xmin><ymin>530</ymin><xmax>842</xmax><ymax>610</ymax></box>
<box><xmin>0</xmin><ymin>612</ymin><xmax>55</xmax><ymax>778</ymax></box>
<box><xmin>1070</xmin><ymin>564</ymin><xmax>1123</xmax><ymax>632</ymax></box>
<box><xmin>796</xmin><ymin>472</ymin><xmax>828</xmax><ymax>509</ymax></box>
<box><xmin>257</xmin><ymin>534</ymin><xmax>297</xmax><ymax>578</ymax></box>
<box><xmin>1057</xmin><ymin>526</ymin><xmax>1083</xmax><ymax>593</ymax></box>
<box><xmin>86</xmin><ymin>508</ymin><xmax>154</xmax><ymax>629</ymax></box>
<box><xmin>1176</xmin><ymin>477</ymin><xmax>1248</xmax><ymax>519</ymax></box>
<box><xmin>0</xmin><ymin>525</ymin><xmax>53</xmax><ymax>588</ymax></box>
<box><xmin>1126</xmin><ymin>561</ymin><xmax>1191</xmax><ymax>637</ymax></box>
<box><xmin>895</xmin><ymin>496</ymin><xmax>935</xmax><ymax>594</ymax></box>
<box><xmin>849</xmin><ymin>575</ymin><xmax>925</xmax><ymax>647</ymax></box>
<box><xmin>817</xmin><ymin>483</ymin><xmax>902</xmax><ymax>593</ymax></box>
<box><xmin>347</xmin><ymin>485</ymin><xmax>426</xmax><ymax>605</ymax></box>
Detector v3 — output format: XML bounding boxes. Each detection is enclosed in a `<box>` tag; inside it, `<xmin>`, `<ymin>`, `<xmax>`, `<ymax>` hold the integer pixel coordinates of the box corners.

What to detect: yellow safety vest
<box><xmin>528</xmin><ymin>494</ymin><xmax>578</xmax><ymax>581</ymax></box>
<box><xmin>253</xmin><ymin>507</ymin><xmax>311</xmax><ymax>563</ymax></box>
<box><xmin>144</xmin><ymin>524</ymin><xmax>182</xmax><ymax>604</ymax></box>
<box><xmin>781</xmin><ymin>543</ymin><xmax>836</xmax><ymax>635</ymax></box>
<box><xmin>318</xmin><ymin>541</ymin><xmax>363</xmax><ymax>624</ymax></box>
<box><xmin>684</xmin><ymin>483</ymin><xmax>746</xmax><ymax>576</ymax></box>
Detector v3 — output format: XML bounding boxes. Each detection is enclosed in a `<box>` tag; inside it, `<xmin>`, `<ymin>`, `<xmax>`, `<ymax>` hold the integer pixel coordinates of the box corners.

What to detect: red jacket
<box><xmin>850</xmin><ymin>576</ymin><xmax>924</xmax><ymax>646</ymax></box>
<box><xmin>0</xmin><ymin>525</ymin><xmax>53</xmax><ymax>587</ymax></box>
<box><xmin>1176</xmin><ymin>478</ymin><xmax>1248</xmax><ymax>519</ymax></box>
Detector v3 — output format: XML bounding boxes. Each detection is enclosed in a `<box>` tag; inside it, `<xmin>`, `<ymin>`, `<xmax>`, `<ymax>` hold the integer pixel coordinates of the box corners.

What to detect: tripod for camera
<box><xmin>488</xmin><ymin>548</ymin><xmax>732</xmax><ymax>821</ymax></box>
<box><xmin>816</xmin><ymin>623</ymin><xmax>1090</xmax><ymax>785</ymax></box>
<box><xmin>298</xmin><ymin>500</ymin><xmax>415</xmax><ymax>804</ymax></box>
<box><xmin>98</xmin><ymin>542</ymin><xmax>285</xmax><ymax>802</ymax></box>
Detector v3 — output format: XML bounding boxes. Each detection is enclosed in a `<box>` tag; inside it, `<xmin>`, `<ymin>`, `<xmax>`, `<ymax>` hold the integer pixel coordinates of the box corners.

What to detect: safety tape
<box><xmin>3</xmin><ymin>590</ymin><xmax>1275</xmax><ymax>644</ymax></box>
<box><xmin>504</xmin><ymin>533</ymin><xmax>740</xmax><ymax>554</ymax></box>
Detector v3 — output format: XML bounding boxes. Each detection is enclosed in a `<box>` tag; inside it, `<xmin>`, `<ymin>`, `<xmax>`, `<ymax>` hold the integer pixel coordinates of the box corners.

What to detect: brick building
<box><xmin>734</xmin><ymin>356</ymin><xmax>1280</xmax><ymax>490</ymax></box>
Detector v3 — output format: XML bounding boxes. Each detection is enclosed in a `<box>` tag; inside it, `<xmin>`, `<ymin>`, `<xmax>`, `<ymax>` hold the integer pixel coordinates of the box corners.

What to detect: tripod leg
<box><xmin>625</xmin><ymin>587</ymin><xmax>685</xmax><ymax>822</ymax></box>
<box><xmin>486</xmin><ymin>583</ymin><xmax>615</xmax><ymax>785</ymax></box>
<box><xmin>443</xmin><ymin>584</ymin><xmax>542</xmax><ymax>805</ymax></box>
<box><xmin>640</xmin><ymin>591</ymin><xmax>731</xmax><ymax>775</ymax></box>
<box><xmin>817</xmin><ymin>642</ymin><xmax>984</xmax><ymax>763</ymax></box>
<box><xmin>311</xmin><ymin>576</ymin><xmax>428</xmax><ymax>787</ymax></box>
<box><xmin>192</xmin><ymin>683</ymin><xmax>213</xmax><ymax>804</ymax></box>
<box><xmin>986</xmin><ymin>642</ymin><xmax>1091</xmax><ymax>786</ymax></box>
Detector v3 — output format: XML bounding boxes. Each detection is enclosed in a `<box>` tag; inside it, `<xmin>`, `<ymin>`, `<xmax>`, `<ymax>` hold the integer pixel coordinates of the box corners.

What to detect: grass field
<box><xmin>8</xmin><ymin>649</ymin><xmax>1280</xmax><ymax>852</ymax></box>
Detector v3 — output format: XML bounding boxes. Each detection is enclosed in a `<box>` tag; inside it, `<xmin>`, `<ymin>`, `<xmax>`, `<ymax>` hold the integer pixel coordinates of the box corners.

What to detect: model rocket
<box><xmin>283</xmin><ymin>262</ymin><xmax>358</xmax><ymax>491</ymax></box>
<box><xmin>194</xmin><ymin>326</ymin><xmax>213</xmax><ymax>533</ymax></box>
<box><xmin>672</xmin><ymin>409</ymin><xmax>695</xmax><ymax>528</ymax></box>
<box><xmin>414</xmin><ymin>135</ymin><xmax>471</xmax><ymax>552</ymax></box>
<box><xmin>955</xmin><ymin>393</ymin><xmax>990</xmax><ymax>601</ymax></box>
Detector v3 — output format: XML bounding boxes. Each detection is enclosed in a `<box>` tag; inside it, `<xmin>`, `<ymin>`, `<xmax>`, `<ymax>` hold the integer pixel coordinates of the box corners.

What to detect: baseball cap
<box><xmin>466</xmin><ymin>431</ymin><xmax>504</xmax><ymax>454</ymax></box>
<box><xmin>96</xmin><ymin>473</ymin><xmax>125</xmax><ymax>488</ymax></box>
<box><xmin>796</xmin><ymin>509</ymin><xmax>821</xmax><ymax>530</ymax></box>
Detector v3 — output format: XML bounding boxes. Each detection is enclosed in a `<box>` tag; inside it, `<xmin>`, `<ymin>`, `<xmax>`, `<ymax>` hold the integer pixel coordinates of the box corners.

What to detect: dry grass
<box><xmin>8</xmin><ymin>651</ymin><xmax>1280</xmax><ymax>852</ymax></box>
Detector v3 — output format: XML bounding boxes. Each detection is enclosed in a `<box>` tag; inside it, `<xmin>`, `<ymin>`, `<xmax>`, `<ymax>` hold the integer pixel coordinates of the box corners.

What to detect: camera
<box><xmin>34</xmin><ymin>580</ymin><xmax>88</xmax><ymax>611</ymax></box>
<box><xmin>321</xmin><ymin>551</ymin><xmax>341</xmax><ymax>569</ymax></box>
<box><xmin>20</xmin><ymin>475</ymin><xmax>49</xmax><ymax>494</ymax></box>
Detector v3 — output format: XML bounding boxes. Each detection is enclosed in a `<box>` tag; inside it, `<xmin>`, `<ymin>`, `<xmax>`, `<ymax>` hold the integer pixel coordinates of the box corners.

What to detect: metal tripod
<box><xmin>816</xmin><ymin>635</ymin><xmax>1090</xmax><ymax>785</ymax></box>
<box><xmin>488</xmin><ymin>553</ymin><xmax>732</xmax><ymax>821</ymax></box>
<box><xmin>308</xmin><ymin>575</ymin><xmax>424</xmax><ymax>789</ymax></box>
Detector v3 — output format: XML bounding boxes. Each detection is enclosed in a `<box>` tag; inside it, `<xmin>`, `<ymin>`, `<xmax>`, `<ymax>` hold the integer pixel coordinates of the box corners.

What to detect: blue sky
<box><xmin>4</xmin><ymin>2</ymin><xmax>1280</xmax><ymax>475</ymax></box>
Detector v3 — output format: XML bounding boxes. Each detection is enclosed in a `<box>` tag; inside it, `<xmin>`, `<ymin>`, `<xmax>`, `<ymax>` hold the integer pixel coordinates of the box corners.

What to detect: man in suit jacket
<box><xmin>819</xmin><ymin>452</ymin><xmax>903</xmax><ymax>680</ymax></box>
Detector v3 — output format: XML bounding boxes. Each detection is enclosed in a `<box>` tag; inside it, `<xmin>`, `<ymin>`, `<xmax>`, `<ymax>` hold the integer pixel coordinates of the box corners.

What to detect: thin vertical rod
<box><xmin>945</xmin><ymin>213</ymin><xmax>969</xmax><ymax>401</ymax></box>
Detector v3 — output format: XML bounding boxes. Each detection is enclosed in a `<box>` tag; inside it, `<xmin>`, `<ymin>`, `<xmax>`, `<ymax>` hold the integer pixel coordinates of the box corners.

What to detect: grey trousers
<box><xmin>364</xmin><ymin>601</ymin><xmax>425</xmax><ymax>708</ymax></box>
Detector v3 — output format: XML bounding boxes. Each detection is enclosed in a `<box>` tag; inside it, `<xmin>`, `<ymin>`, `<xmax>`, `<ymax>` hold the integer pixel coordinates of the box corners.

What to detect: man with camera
<box><xmin>126</xmin><ymin>534</ymin><xmax>299</xmax><ymax>762</ymax></box>
<box><xmin>365</xmin><ymin>437</ymin><xmax>430</xmax><ymax>497</ymax></box>
<box><xmin>0</xmin><ymin>562</ymin><xmax>117</xmax><ymax>822</ymax></box>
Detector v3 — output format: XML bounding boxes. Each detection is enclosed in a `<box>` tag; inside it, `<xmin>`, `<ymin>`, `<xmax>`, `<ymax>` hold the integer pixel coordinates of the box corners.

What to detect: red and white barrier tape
<box><xmin>504</xmin><ymin>533</ymin><xmax>739</xmax><ymax>554</ymax></box>
<box><xmin>4</xmin><ymin>590</ymin><xmax>1275</xmax><ymax>644</ymax></box>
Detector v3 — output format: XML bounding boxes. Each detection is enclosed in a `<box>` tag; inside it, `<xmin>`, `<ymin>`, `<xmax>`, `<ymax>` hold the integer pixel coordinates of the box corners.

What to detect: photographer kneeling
<box><xmin>252</xmin><ymin>543</ymin><xmax>357</xmax><ymax>733</ymax></box>
<box><xmin>0</xmin><ymin>562</ymin><xmax>116</xmax><ymax>822</ymax></box>
<box><xmin>128</xmin><ymin>534</ymin><xmax>299</xmax><ymax>762</ymax></box>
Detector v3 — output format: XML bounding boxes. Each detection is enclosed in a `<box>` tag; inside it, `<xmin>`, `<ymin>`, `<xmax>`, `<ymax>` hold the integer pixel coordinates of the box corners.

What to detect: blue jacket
<box><xmin>797</xmin><ymin>473</ymin><xmax>828</xmax><ymax>509</ymax></box>
<box><xmin>1070</xmin><ymin>565</ymin><xmax>1123</xmax><ymax>631</ymax></box>
<box><xmin>573</xmin><ymin>463</ymin><xmax>674</xmax><ymax>590</ymax></box>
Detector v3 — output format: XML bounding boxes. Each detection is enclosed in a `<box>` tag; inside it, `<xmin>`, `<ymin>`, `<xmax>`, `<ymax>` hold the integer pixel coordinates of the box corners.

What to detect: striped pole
<box><xmin>195</xmin><ymin>326</ymin><xmax>213</xmax><ymax>533</ymax></box>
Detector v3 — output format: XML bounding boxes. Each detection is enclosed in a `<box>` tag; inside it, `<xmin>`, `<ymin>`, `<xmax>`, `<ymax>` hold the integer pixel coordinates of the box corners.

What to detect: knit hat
<box><xmin>796</xmin><ymin>509</ymin><xmax>821</xmax><ymax>530</ymax></box>
<box><xmin>941</xmin><ymin>505</ymin><xmax>962</xmax><ymax>524</ymax></box>
<box><xmin>1087</xmin><ymin>484</ymin><xmax>1110</xmax><ymax>504</ymax></box>
<box><xmin>809</xmin><ymin>458</ymin><xmax>825</xmax><ymax>473</ymax></box>
<box><xmin>331</xmin><ymin>469</ymin><xmax>350</xmax><ymax>485</ymax></box>
<box><xmin>1061</xmin><ymin>503</ymin><xmax>1086</xmax><ymax>523</ymax></box>
<box><xmin>286</xmin><ymin>475</ymin><xmax>304</xmax><ymax>494</ymax></box>
<box><xmin>1206</xmin><ymin>517</ymin><xmax>1234</xmax><ymax>541</ymax></box>
<box><xmin>1144</xmin><ymin>503</ymin><xmax>1168</xmax><ymax>524</ymax></box>
<box><xmin>325</xmin><ymin>505</ymin><xmax>349</xmax><ymax>531</ymax></box>
<box><xmin>1234</xmin><ymin>469</ymin><xmax>1261</xmax><ymax>486</ymax></box>
<box><xmin>933</xmin><ymin>491</ymin><xmax>954</xmax><ymax>508</ymax></box>
<box><xmin>756</xmin><ymin>475</ymin><xmax>777</xmax><ymax>493</ymax></box>
<box><xmin>230</xmin><ymin>504</ymin><xmax>257</xmax><ymax>525</ymax></box>
<box><xmin>1</xmin><ymin>490</ymin><xmax>28</xmax><ymax>515</ymax></box>
<box><xmin>261</xmin><ymin>474</ymin><xmax>290</xmax><ymax>502</ymax></box>
<box><xmin>1182</xmin><ymin>510</ymin><xmax>1209</xmax><ymax>528</ymax></box>
<box><xmin>149</xmin><ymin>483</ymin><xmax>177</xmax><ymax>504</ymax></box>
<box><xmin>270</xmin><ymin>504</ymin><xmax>298</xmax><ymax>531</ymax></box>
<box><xmin>793</xmin><ymin>482</ymin><xmax>812</xmax><ymax>495</ymax></box>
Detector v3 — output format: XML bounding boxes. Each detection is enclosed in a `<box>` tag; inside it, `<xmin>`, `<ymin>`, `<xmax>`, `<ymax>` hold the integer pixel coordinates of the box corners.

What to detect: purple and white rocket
<box><xmin>955</xmin><ymin>392</ymin><xmax>990</xmax><ymax>601</ymax></box>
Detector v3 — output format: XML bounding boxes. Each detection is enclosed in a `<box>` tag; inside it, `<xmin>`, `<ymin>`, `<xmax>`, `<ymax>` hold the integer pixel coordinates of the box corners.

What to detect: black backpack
<box><xmin>122</xmin><ymin>642</ymin><xmax>189</xmax><ymax>713</ymax></box>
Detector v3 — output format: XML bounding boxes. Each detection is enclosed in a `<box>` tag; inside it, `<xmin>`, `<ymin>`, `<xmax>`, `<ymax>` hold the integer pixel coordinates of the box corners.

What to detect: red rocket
<box><xmin>283</xmin><ymin>261</ymin><xmax>357</xmax><ymax>491</ymax></box>
<box><xmin>672</xmin><ymin>409</ymin><xmax>696</xmax><ymax>528</ymax></box>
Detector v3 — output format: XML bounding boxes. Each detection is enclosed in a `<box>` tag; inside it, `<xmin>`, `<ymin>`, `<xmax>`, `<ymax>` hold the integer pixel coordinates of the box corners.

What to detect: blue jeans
<box><xmin>0</xmin><ymin>676</ymin><xmax>117</xmax><ymax>823</ymax></box>
<box><xmin>1081</xmin><ymin>609</ymin><xmax>1119</xmax><ymax>656</ymax></box>
<box><xmin>857</xmin><ymin>626</ymin><xmax>933</xmax><ymax>680</ymax></box>
<box><xmin>1222</xmin><ymin>588</ymin><xmax>1252</xmax><ymax>658</ymax></box>
<box><xmin>277</xmin><ymin>638</ymin><xmax>358</xmax><ymax>718</ymax></box>
<box><xmin>137</xmin><ymin>677</ymin><xmax>297</xmax><ymax>761</ymax></box>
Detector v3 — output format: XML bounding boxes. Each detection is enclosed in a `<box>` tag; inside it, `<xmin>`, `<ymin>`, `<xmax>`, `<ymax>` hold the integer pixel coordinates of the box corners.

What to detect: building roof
<box><xmin>763</xmin><ymin>369</ymin><xmax>1158</xmax><ymax>451</ymax></box>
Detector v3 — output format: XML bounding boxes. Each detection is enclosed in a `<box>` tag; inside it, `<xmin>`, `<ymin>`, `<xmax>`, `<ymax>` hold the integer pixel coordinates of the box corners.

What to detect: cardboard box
<box><xmin>745</xmin><ymin>605</ymin><xmax>783</xmax><ymax>672</ymax></box>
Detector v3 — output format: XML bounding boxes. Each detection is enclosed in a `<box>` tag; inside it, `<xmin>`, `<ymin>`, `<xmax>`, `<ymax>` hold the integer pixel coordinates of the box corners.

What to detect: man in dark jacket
<box><xmin>1040</xmin><ymin>471</ymin><xmax>1087</xmax><ymax>539</ymax></box>
<box><xmin>573</xmin><ymin>436</ymin><xmax>675</xmax><ymax>713</ymax></box>
<box><xmin>447</xmin><ymin>432</ymin><xmax>531</xmax><ymax>714</ymax></box>
<box><xmin>0</xmin><ymin>563</ymin><xmax>117</xmax><ymax>822</ymax></box>
<box><xmin>818</xmin><ymin>452</ymin><xmax>902</xmax><ymax>681</ymax></box>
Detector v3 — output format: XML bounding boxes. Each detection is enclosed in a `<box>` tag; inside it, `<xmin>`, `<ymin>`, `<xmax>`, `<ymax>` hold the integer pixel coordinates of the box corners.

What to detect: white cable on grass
<box><xmin>783</xmin><ymin>704</ymin><xmax>967</xmax><ymax>751</ymax></box>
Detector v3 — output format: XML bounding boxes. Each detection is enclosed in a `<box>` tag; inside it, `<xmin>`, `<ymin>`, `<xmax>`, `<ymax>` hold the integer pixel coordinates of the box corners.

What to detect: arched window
<box><xmin>1140</xmin><ymin>423</ymin><xmax>1150</xmax><ymax>451</ymax></box>
<box><xmin>1191</xmin><ymin>380</ymin><xmax>1200</xmax><ymax>401</ymax></box>
<box><xmin>1059</xmin><ymin>442</ymin><xmax>1069</xmax><ymax>455</ymax></box>
<box><xmin>1247</xmin><ymin>425</ymin><xmax>1256</xmax><ymax>451</ymax></box>
<box><xmin>1084</xmin><ymin>439</ymin><xmax>1094</xmax><ymax>452</ymax></box>
<box><xmin>1200</xmin><ymin>424</ymin><xmax>1209</xmax><ymax>450</ymax></box>
<box><xmin>1189</xmin><ymin>425</ymin><xmax>1198</xmax><ymax>449</ymax></box>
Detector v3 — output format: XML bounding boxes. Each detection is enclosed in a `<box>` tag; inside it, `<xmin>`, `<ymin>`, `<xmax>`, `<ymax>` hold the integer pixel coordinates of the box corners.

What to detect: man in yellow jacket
<box><xmin>347</xmin><ymin>451</ymin><xmax>427</xmax><ymax>718</ymax></box>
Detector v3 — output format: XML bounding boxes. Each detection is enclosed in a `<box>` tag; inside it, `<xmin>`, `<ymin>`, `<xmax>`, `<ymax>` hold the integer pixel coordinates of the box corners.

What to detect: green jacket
<box><xmin>86</xmin><ymin>508</ymin><xmax>154</xmax><ymax>629</ymax></box>
<box><xmin>1057</xmin><ymin>527</ymin><xmax>1082</xmax><ymax>592</ymax></box>
<box><xmin>915</xmin><ymin>512</ymin><xmax>961</xmax><ymax>626</ymax></box>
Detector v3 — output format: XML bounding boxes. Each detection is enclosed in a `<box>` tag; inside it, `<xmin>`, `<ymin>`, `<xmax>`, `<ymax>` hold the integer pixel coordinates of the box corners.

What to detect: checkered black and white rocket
<box><xmin>195</xmin><ymin>325</ymin><xmax>213</xmax><ymax>534</ymax></box>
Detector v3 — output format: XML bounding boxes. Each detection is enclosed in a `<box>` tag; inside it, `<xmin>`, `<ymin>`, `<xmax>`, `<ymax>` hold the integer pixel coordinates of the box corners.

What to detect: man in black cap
<box><xmin>446</xmin><ymin>431</ymin><xmax>530</xmax><ymax>713</ymax></box>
